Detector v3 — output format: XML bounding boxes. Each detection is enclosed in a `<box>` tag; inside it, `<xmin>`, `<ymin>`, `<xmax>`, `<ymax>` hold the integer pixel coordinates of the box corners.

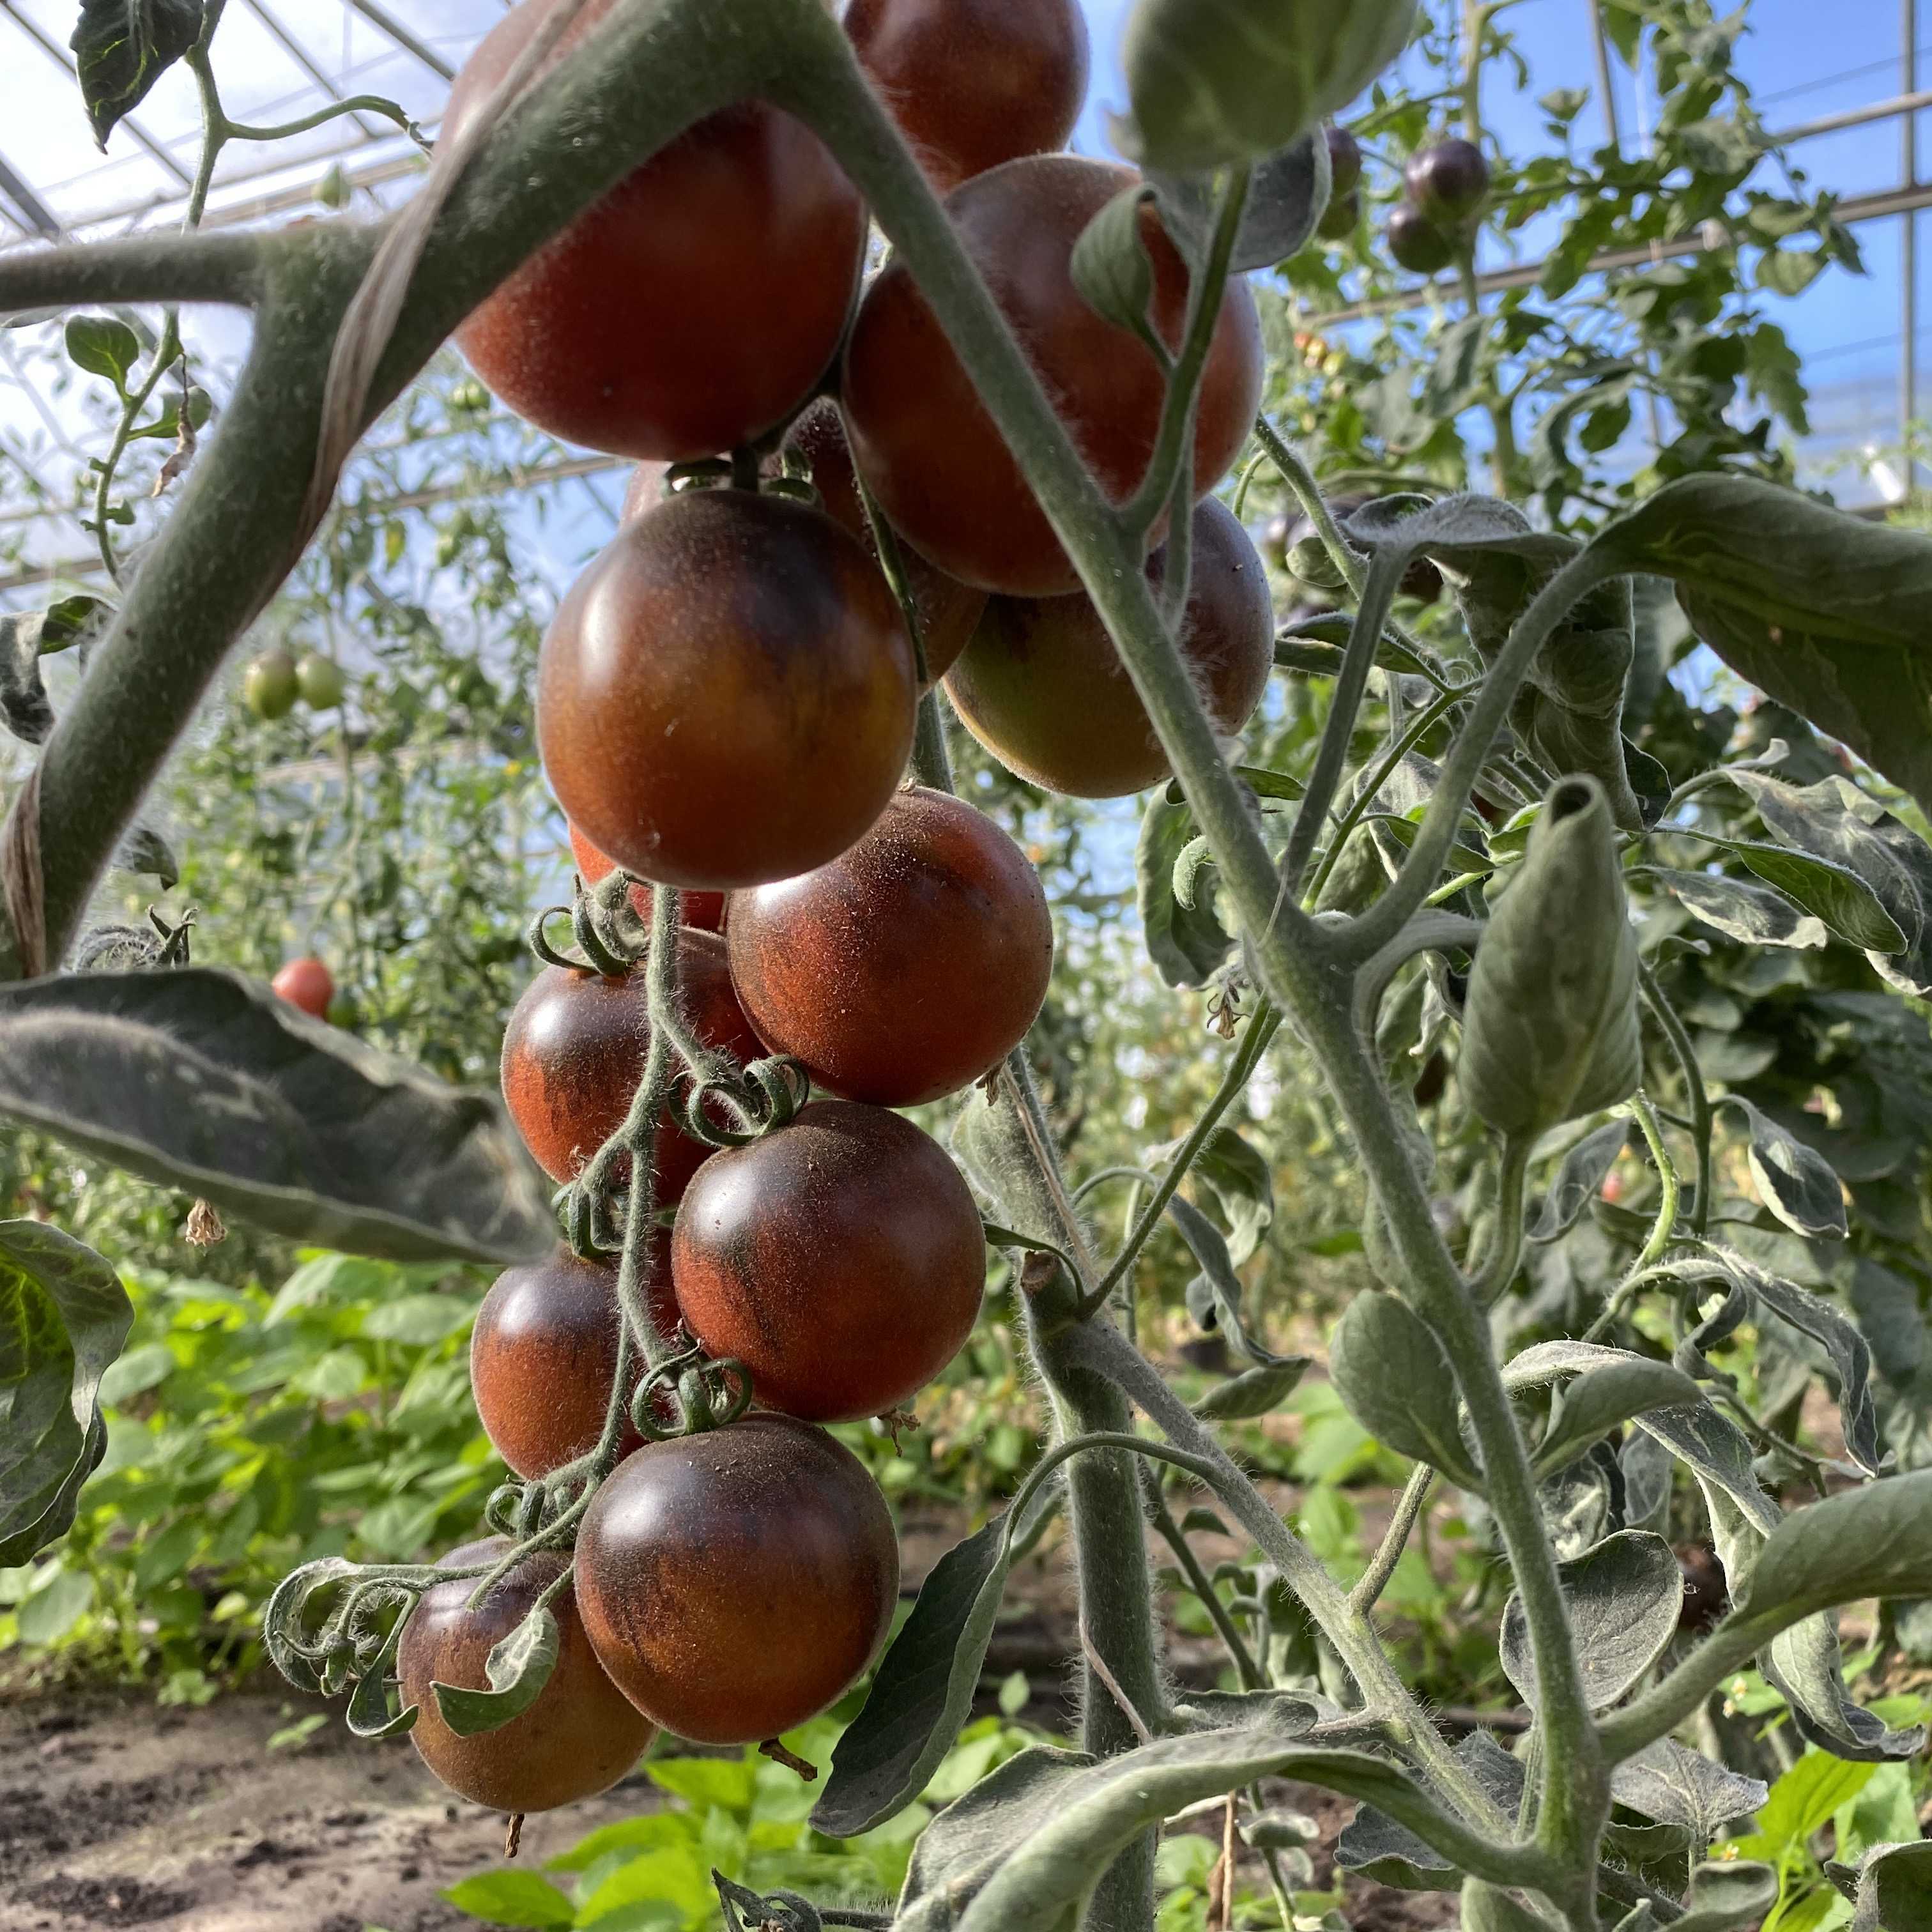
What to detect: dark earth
<box><xmin>1</xmin><ymin>1507</ymin><xmax>1455</xmax><ymax>1931</ymax></box>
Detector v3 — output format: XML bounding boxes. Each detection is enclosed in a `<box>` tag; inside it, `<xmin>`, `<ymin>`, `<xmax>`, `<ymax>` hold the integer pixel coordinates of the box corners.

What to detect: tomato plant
<box><xmin>8</xmin><ymin>4</ymin><xmax>1932</xmax><ymax>1932</ymax></box>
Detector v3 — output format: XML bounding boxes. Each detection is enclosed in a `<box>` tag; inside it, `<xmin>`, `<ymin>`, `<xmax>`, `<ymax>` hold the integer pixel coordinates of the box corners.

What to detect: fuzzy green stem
<box><xmin>1351</xmin><ymin>1465</ymin><xmax>1436</xmax><ymax>1616</ymax></box>
<box><xmin>1082</xmin><ymin>1002</ymin><xmax>1282</xmax><ymax>1315</ymax></box>
<box><xmin>1638</xmin><ymin>963</ymin><xmax>1713</xmax><ymax>1238</ymax></box>
<box><xmin>1471</xmin><ymin>1134</ymin><xmax>1532</xmax><ymax>1305</ymax></box>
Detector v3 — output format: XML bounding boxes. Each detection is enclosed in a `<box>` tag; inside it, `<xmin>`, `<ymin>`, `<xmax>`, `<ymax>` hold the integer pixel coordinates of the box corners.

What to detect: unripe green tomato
<box><xmin>243</xmin><ymin>648</ymin><xmax>299</xmax><ymax>720</ymax></box>
<box><xmin>296</xmin><ymin>652</ymin><xmax>346</xmax><ymax>709</ymax></box>
<box><xmin>1315</xmin><ymin>188</ymin><xmax>1360</xmax><ymax>242</ymax></box>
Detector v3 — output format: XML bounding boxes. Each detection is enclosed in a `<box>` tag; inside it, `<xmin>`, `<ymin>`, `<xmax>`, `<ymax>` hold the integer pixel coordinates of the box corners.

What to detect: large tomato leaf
<box><xmin>1590</xmin><ymin>475</ymin><xmax>1932</xmax><ymax>820</ymax></box>
<box><xmin>0</xmin><ymin>969</ymin><xmax>553</xmax><ymax>1264</ymax></box>
<box><xmin>70</xmin><ymin>0</ymin><xmax>203</xmax><ymax>149</ymax></box>
<box><xmin>0</xmin><ymin>1220</ymin><xmax>133</xmax><ymax>1565</ymax></box>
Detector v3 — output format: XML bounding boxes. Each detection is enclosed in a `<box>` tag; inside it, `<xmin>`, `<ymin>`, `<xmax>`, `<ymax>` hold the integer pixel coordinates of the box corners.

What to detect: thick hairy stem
<box><xmin>1639</xmin><ymin>963</ymin><xmax>1713</xmax><ymax>1238</ymax></box>
<box><xmin>0</xmin><ymin>232</ymin><xmax>268</xmax><ymax>316</ymax></box>
<box><xmin>1265</xmin><ymin>985</ymin><xmax>1606</xmax><ymax>1909</ymax></box>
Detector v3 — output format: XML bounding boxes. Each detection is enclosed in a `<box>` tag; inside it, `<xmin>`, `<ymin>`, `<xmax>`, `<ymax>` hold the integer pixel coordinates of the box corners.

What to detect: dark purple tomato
<box><xmin>843</xmin><ymin>155</ymin><xmax>1264</xmax><ymax>596</ymax></box>
<box><xmin>575</xmin><ymin>1414</ymin><xmax>898</xmax><ymax>1744</ymax></box>
<box><xmin>1385</xmin><ymin>204</ymin><xmax>1457</xmax><ymax>275</ymax></box>
<box><xmin>845</xmin><ymin>0</ymin><xmax>1090</xmax><ymax>194</ymax></box>
<box><xmin>398</xmin><ymin>1538</ymin><xmax>654</xmax><ymax>1811</ymax></box>
<box><xmin>726</xmin><ymin>786</ymin><xmax>1052</xmax><ymax>1105</ymax></box>
<box><xmin>538</xmin><ymin>489</ymin><xmax>917</xmax><ymax>889</ymax></box>
<box><xmin>780</xmin><ymin>401</ymin><xmax>987</xmax><ymax>684</ymax></box>
<box><xmin>445</xmin><ymin>0</ymin><xmax>866</xmax><ymax>459</ymax></box>
<box><xmin>1404</xmin><ymin>137</ymin><xmax>1491</xmax><ymax>222</ymax></box>
<box><xmin>1316</xmin><ymin>189</ymin><xmax>1360</xmax><ymax>241</ymax></box>
<box><xmin>568</xmin><ymin>821</ymin><xmax>726</xmax><ymax>935</ymax></box>
<box><xmin>470</xmin><ymin>1242</ymin><xmax>680</xmax><ymax>1479</ymax></box>
<box><xmin>498</xmin><ymin>930</ymin><xmax>762</xmax><ymax>1198</ymax></box>
<box><xmin>671</xmin><ymin>1100</ymin><xmax>986</xmax><ymax>1423</ymax></box>
<box><xmin>1325</xmin><ymin>125</ymin><xmax>1363</xmax><ymax>199</ymax></box>
<box><xmin>943</xmin><ymin>494</ymin><xmax>1273</xmax><ymax>797</ymax></box>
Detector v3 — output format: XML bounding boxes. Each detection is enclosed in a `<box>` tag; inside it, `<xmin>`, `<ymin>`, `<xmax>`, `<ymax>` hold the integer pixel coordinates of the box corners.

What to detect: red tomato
<box><xmin>842</xmin><ymin>155</ymin><xmax>1264</xmax><ymax>595</ymax></box>
<box><xmin>272</xmin><ymin>956</ymin><xmax>335</xmax><ymax>1020</ymax></box>
<box><xmin>538</xmin><ymin>489</ymin><xmax>917</xmax><ymax>889</ymax></box>
<box><xmin>845</xmin><ymin>0</ymin><xmax>1091</xmax><ymax>194</ymax></box>
<box><xmin>445</xmin><ymin>0</ymin><xmax>866</xmax><ymax>460</ymax></box>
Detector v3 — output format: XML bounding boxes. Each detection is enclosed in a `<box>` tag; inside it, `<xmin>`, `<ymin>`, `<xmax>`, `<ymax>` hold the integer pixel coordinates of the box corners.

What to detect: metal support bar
<box><xmin>0</xmin><ymin>151</ymin><xmax>65</xmax><ymax>240</ymax></box>
<box><xmin>1305</xmin><ymin>177</ymin><xmax>1932</xmax><ymax>327</ymax></box>
<box><xmin>1773</xmin><ymin>86</ymin><xmax>1932</xmax><ymax>146</ymax></box>
<box><xmin>344</xmin><ymin>0</ymin><xmax>456</xmax><ymax>82</ymax></box>
<box><xmin>0</xmin><ymin>1</ymin><xmax>195</xmax><ymax>187</ymax></box>
<box><xmin>1903</xmin><ymin>0</ymin><xmax>1920</xmax><ymax>495</ymax></box>
<box><xmin>1586</xmin><ymin>0</ymin><xmax>1621</xmax><ymax>152</ymax></box>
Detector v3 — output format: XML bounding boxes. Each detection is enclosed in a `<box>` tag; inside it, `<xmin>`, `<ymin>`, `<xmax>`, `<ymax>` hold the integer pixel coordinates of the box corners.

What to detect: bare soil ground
<box><xmin>0</xmin><ymin>1507</ymin><xmax>1453</xmax><ymax>1932</ymax></box>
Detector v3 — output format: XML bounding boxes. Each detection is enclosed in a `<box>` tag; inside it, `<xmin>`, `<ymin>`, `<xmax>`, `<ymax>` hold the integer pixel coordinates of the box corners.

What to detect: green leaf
<box><xmin>1833</xmin><ymin>1840</ymin><xmax>1932</xmax><ymax>1932</ymax></box>
<box><xmin>1191</xmin><ymin>1356</ymin><xmax>1310</xmax><ymax>1420</ymax></box>
<box><xmin>431</xmin><ymin>1603</ymin><xmax>559</xmax><ymax>1738</ymax></box>
<box><xmin>1499</xmin><ymin>1531</ymin><xmax>1682</xmax><ymax>1711</ymax></box>
<box><xmin>1720</xmin><ymin>1096</ymin><xmax>1848</xmax><ymax>1240</ymax></box>
<box><xmin>1148</xmin><ymin>1124</ymin><xmax>1273</xmax><ymax>1266</ymax></box>
<box><xmin>63</xmin><ymin>314</ymin><xmax>141</xmax><ymax>387</ymax></box>
<box><xmin>1460</xmin><ymin>778</ymin><xmax>1641</xmax><ymax>1138</ymax></box>
<box><xmin>360</xmin><ymin>1293</ymin><xmax>475</xmax><ymax>1347</ymax></box>
<box><xmin>1528</xmin><ymin>1120</ymin><xmax>1629</xmax><ymax>1242</ymax></box>
<box><xmin>1147</xmin><ymin>130</ymin><xmax>1331</xmax><ymax>273</ymax></box>
<box><xmin>1118</xmin><ymin>0</ymin><xmax>1419</xmax><ymax>172</ymax></box>
<box><xmin>438</xmin><ymin>1869</ymin><xmax>576</xmax><ymax>1928</ymax></box>
<box><xmin>1745</xmin><ymin>1751</ymin><xmax>1877</xmax><ymax>1860</ymax></box>
<box><xmin>899</xmin><ymin>1709</ymin><xmax>1510</xmax><ymax>1931</ymax></box>
<box><xmin>1170</xmin><ymin>1195</ymin><xmax>1284</xmax><ymax>1365</ymax></box>
<box><xmin>1070</xmin><ymin>186</ymin><xmax>1159</xmax><ymax>345</ymax></box>
<box><xmin>1650</xmin><ymin>866</ymin><xmax>1827</xmax><ymax>950</ymax></box>
<box><xmin>1610</xmin><ymin>1740</ymin><xmax>1767</xmax><ymax>1842</ymax></box>
<box><xmin>1590</xmin><ymin>475</ymin><xmax>1932</xmax><ymax>822</ymax></box>
<box><xmin>1135</xmin><ymin>795</ymin><xmax>1234</xmax><ymax>988</ymax></box>
<box><xmin>1335</xmin><ymin>1731</ymin><xmax>1522</xmax><ymax>1890</ymax></box>
<box><xmin>0</xmin><ymin>970</ymin><xmax>555</xmax><ymax>1264</ymax></box>
<box><xmin>815</xmin><ymin>1480</ymin><xmax>1058</xmax><ymax>1838</ymax></box>
<box><xmin>1329</xmin><ymin>1291</ymin><xmax>1482</xmax><ymax>1489</ymax></box>
<box><xmin>17</xmin><ymin>1564</ymin><xmax>96</xmax><ymax>1644</ymax></box>
<box><xmin>1673</xmin><ymin>1861</ymin><xmax>1779</xmax><ymax>1932</ymax></box>
<box><xmin>1740</xmin><ymin>1471</ymin><xmax>1932</xmax><ymax>1627</ymax></box>
<box><xmin>1531</xmin><ymin>1358</ymin><xmax>1704</xmax><ymax>1479</ymax></box>
<box><xmin>643</xmin><ymin>1754</ymin><xmax>758</xmax><ymax>1812</ymax></box>
<box><xmin>0</xmin><ymin>1221</ymin><xmax>134</xmax><ymax>1566</ymax></box>
<box><xmin>1695</xmin><ymin>836</ymin><xmax>1906</xmax><ymax>954</ymax></box>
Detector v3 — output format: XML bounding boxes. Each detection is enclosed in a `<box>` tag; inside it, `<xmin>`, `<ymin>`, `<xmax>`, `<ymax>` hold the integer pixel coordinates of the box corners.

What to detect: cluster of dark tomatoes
<box><xmin>390</xmin><ymin>0</ymin><xmax>1281</xmax><ymax>1818</ymax></box>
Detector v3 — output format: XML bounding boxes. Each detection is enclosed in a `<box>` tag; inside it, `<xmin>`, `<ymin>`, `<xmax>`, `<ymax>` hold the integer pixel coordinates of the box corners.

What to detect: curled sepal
<box><xmin>1460</xmin><ymin>778</ymin><xmax>1639</xmax><ymax>1138</ymax></box>
<box><xmin>431</xmin><ymin>1601</ymin><xmax>560</xmax><ymax>1738</ymax></box>
<box><xmin>674</xmin><ymin>1055</ymin><xmax>809</xmax><ymax>1151</ymax></box>
<box><xmin>713</xmin><ymin>1874</ymin><xmax>826</xmax><ymax>1932</ymax></box>
<box><xmin>345</xmin><ymin>1620</ymin><xmax>418</xmax><ymax>1742</ymax></box>
<box><xmin>1119</xmin><ymin>0</ymin><xmax>1419</xmax><ymax>174</ymax></box>
<box><xmin>262</xmin><ymin>1558</ymin><xmax>359</xmax><ymax>1694</ymax></box>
